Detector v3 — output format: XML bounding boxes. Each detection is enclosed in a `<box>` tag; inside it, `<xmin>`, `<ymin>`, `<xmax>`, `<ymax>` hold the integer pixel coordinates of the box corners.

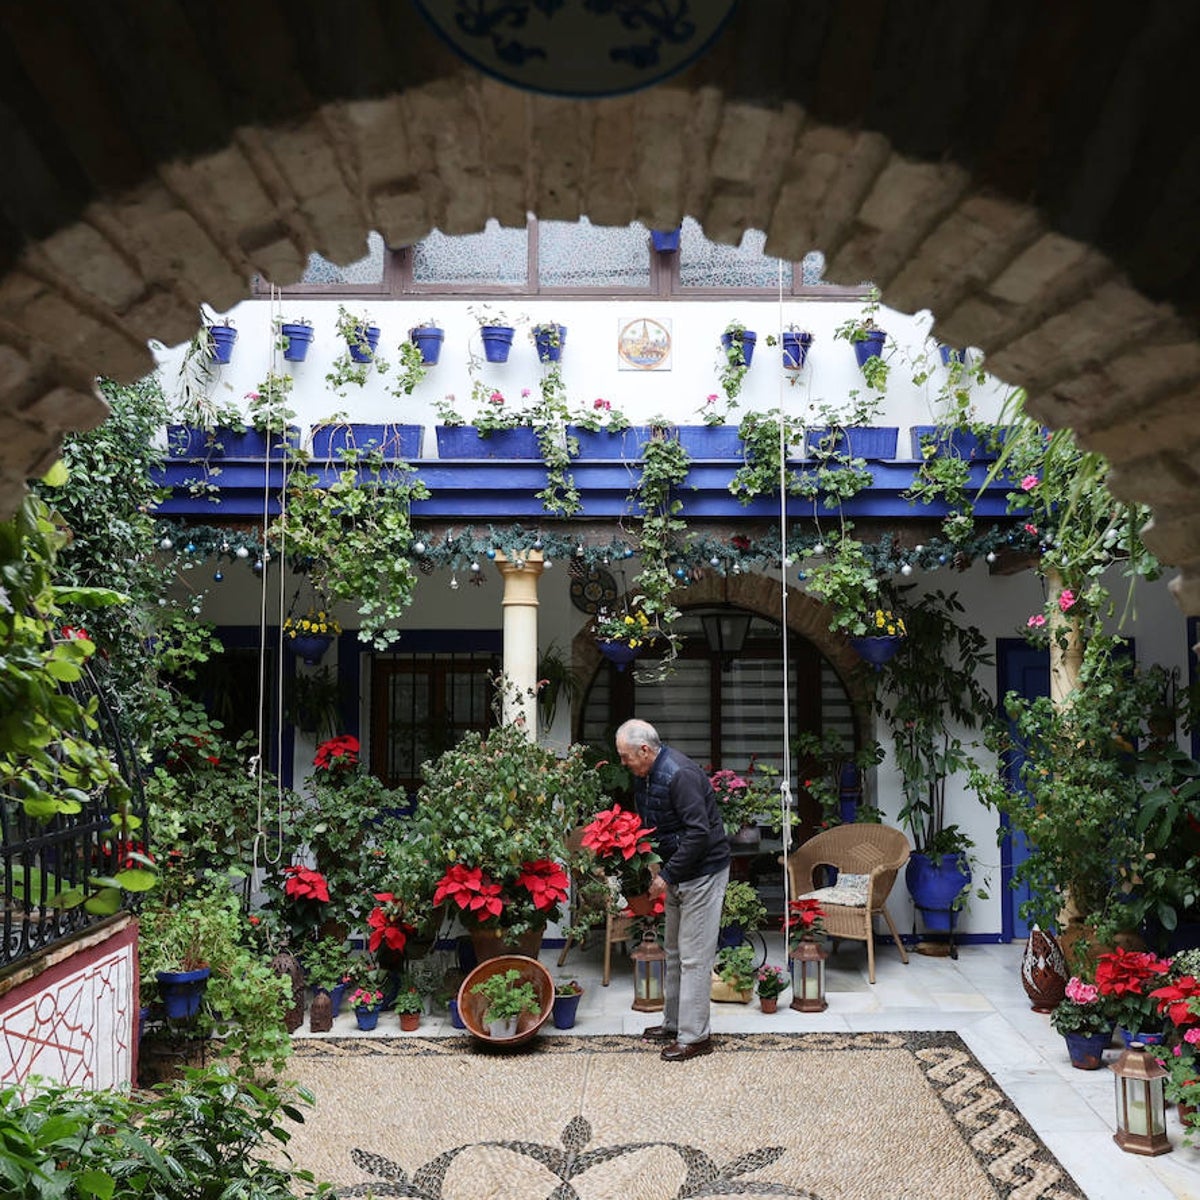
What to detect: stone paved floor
<box><xmin>296</xmin><ymin>935</ymin><xmax>1200</xmax><ymax>1199</ymax></box>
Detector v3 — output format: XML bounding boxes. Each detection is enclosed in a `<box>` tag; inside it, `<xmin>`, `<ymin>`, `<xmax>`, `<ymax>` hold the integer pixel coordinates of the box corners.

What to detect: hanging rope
<box><xmin>775</xmin><ymin>258</ymin><xmax>796</xmax><ymax>930</ymax></box>
<box><xmin>251</xmin><ymin>283</ymin><xmax>289</xmax><ymax>874</ymax></box>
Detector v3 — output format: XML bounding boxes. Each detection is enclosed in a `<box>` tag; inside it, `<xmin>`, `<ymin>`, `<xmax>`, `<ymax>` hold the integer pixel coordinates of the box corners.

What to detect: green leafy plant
<box><xmin>393</xmin><ymin>987</ymin><xmax>424</xmax><ymax>1015</ymax></box>
<box><xmin>720</xmin><ymin>880</ymin><xmax>767</xmax><ymax>934</ymax></box>
<box><xmin>326</xmin><ymin>305</ymin><xmax>390</xmax><ymax>394</ymax></box>
<box><xmin>755</xmin><ymin>963</ymin><xmax>789</xmax><ymax>999</ymax></box>
<box><xmin>555</xmin><ymin>978</ymin><xmax>583</xmax><ymax>997</ymax></box>
<box><xmin>729</xmin><ymin>408</ymin><xmax>805</xmax><ymax>504</ymax></box>
<box><xmin>276</xmin><ymin>445</ymin><xmax>429</xmax><ymax>650</ymax></box>
<box><xmin>714</xmin><ymin>319</ymin><xmax>753</xmax><ymax>414</ymax></box>
<box><xmin>834</xmin><ymin>286</ymin><xmax>889</xmax><ymax>391</ymax></box>
<box><xmin>389</xmin><ymin>338</ymin><xmax>431</xmax><ymax>397</ymax></box>
<box><xmin>471</xmin><ymin>967</ymin><xmax>541</xmax><ymax>1021</ymax></box>
<box><xmin>802</xmin><ymin>533</ymin><xmax>881</xmax><ymax>635</ymax></box>
<box><xmin>714</xmin><ymin>944</ymin><xmax>757</xmax><ymax>992</ymax></box>
<box><xmin>1050</xmin><ymin>975</ymin><xmax>1112</xmax><ymax>1036</ymax></box>
<box><xmin>536</xmin><ymin>640</ymin><xmax>580</xmax><ymax>730</ymax></box>
<box><xmin>569</xmin><ymin>395</ymin><xmax>630</xmax><ymax>434</ymax></box>
<box><xmin>795</xmin><ymin>731</ymin><xmax>885</xmax><ymax>826</ymax></box>
<box><xmin>246</xmin><ymin>371</ymin><xmax>296</xmax><ymax>434</ymax></box>
<box><xmin>299</xmin><ymin>934</ymin><xmax>359</xmax><ymax>993</ymax></box>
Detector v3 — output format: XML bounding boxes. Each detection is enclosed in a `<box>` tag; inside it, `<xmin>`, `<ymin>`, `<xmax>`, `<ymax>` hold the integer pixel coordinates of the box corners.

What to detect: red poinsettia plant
<box><xmin>432</xmin><ymin>858</ymin><xmax>571</xmax><ymax>929</ymax></box>
<box><xmin>277</xmin><ymin>863</ymin><xmax>331</xmax><ymax>944</ymax></box>
<box><xmin>783</xmin><ymin>898</ymin><xmax>827</xmax><ymax>948</ymax></box>
<box><xmin>313</xmin><ymin>733</ymin><xmax>360</xmax><ymax>773</ymax></box>
<box><xmin>578</xmin><ymin>804</ymin><xmax>662</xmax><ymax>914</ymax></box>
<box><xmin>1094</xmin><ymin>947</ymin><xmax>1172</xmax><ymax>1034</ymax></box>
<box><xmin>366</xmin><ymin>891</ymin><xmax>417</xmax><ymax>956</ymax></box>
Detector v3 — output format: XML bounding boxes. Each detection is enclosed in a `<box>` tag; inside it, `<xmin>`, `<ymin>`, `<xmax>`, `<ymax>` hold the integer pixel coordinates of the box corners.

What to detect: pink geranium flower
<box><xmin>1021</xmin><ymin>474</ymin><xmax>1039</xmax><ymax>491</ymax></box>
<box><xmin>1058</xmin><ymin>589</ymin><xmax>1076</xmax><ymax>612</ymax></box>
<box><xmin>1027</xmin><ymin>614</ymin><xmax>1046</xmax><ymax>629</ymax></box>
<box><xmin>1024</xmin><ymin>523</ymin><xmax>1038</xmax><ymax>536</ymax></box>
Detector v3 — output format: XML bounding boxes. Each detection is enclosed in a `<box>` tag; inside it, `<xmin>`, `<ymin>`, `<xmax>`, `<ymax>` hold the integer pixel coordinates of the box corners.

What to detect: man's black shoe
<box><xmin>640</xmin><ymin>1025</ymin><xmax>677</xmax><ymax>1043</ymax></box>
<box><xmin>661</xmin><ymin>1037</ymin><xmax>713</xmax><ymax>1062</ymax></box>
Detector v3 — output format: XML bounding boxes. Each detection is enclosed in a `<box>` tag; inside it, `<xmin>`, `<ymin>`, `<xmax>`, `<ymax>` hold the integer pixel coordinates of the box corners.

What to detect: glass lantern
<box><xmin>789</xmin><ymin>939</ymin><xmax>828</xmax><ymax>1012</ymax></box>
<box><xmin>630</xmin><ymin>929</ymin><xmax>666</xmax><ymax>1012</ymax></box>
<box><xmin>1110</xmin><ymin>1042</ymin><xmax>1171</xmax><ymax>1155</ymax></box>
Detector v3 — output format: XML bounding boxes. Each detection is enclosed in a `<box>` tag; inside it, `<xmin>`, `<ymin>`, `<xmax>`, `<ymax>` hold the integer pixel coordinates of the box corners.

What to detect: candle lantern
<box><xmin>630</xmin><ymin>929</ymin><xmax>666</xmax><ymax>1012</ymax></box>
<box><xmin>1110</xmin><ymin>1042</ymin><xmax>1171</xmax><ymax>1155</ymax></box>
<box><xmin>789</xmin><ymin>939</ymin><xmax>828</xmax><ymax>1012</ymax></box>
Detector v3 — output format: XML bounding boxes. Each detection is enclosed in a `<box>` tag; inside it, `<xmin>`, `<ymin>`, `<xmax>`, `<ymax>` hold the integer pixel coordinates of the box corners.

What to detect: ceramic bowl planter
<box><xmin>457</xmin><ymin>954</ymin><xmax>554</xmax><ymax>1048</ymax></box>
<box><xmin>286</xmin><ymin>633</ymin><xmax>333</xmax><ymax>667</ymax></box>
<box><xmin>280</xmin><ymin>322</ymin><xmax>314</xmax><ymax>362</ymax></box>
<box><xmin>479</xmin><ymin>324</ymin><xmax>516</xmax><ymax>363</ymax></box>
<box><xmin>596</xmin><ymin>639</ymin><xmax>641</xmax><ymax>672</ymax></box>
<box><xmin>533</xmin><ymin>323</ymin><xmax>567</xmax><ymax>363</ymax></box>
<box><xmin>849</xmin><ymin>635</ymin><xmax>904</xmax><ymax>671</ymax></box>
<box><xmin>207</xmin><ymin>324</ymin><xmax>238</xmax><ymax>364</ymax></box>
<box><xmin>410</xmin><ymin>324</ymin><xmax>444</xmax><ymax>365</ymax></box>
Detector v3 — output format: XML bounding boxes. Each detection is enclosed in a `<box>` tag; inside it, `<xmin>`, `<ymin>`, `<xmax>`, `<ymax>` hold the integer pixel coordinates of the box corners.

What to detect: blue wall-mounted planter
<box><xmin>312</xmin><ymin>423</ymin><xmax>423</xmax><ymax>460</ymax></box>
<box><xmin>436</xmin><ymin>425</ymin><xmax>541</xmax><ymax>460</ymax></box>
<box><xmin>346</xmin><ymin>325</ymin><xmax>381</xmax><ymax>364</ymax></box>
<box><xmin>805</xmin><ymin>426</ymin><xmax>898</xmax><ymax>460</ymax></box>
<box><xmin>567</xmin><ymin>425</ymin><xmax>652</xmax><ymax>459</ymax></box>
<box><xmin>280</xmin><ymin>323</ymin><xmax>313</xmax><ymax>362</ymax></box>
<box><xmin>410</xmin><ymin>325</ymin><xmax>444</xmax><ymax>365</ymax></box>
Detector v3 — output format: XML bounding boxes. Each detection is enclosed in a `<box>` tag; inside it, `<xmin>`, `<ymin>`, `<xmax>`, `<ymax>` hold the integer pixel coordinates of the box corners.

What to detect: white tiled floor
<box><xmin>299</xmin><ymin>935</ymin><xmax>1200</xmax><ymax>1199</ymax></box>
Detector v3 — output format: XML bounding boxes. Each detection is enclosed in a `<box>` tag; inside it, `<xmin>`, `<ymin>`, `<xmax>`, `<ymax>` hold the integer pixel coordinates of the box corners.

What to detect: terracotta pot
<box><xmin>469</xmin><ymin>925</ymin><xmax>545</xmax><ymax>963</ymax></box>
<box><xmin>457</xmin><ymin>954</ymin><xmax>555</xmax><ymax>1047</ymax></box>
<box><xmin>624</xmin><ymin>892</ymin><xmax>656</xmax><ymax>917</ymax></box>
<box><xmin>760</xmin><ymin>996</ymin><xmax>779</xmax><ymax>1014</ymax></box>
<box><xmin>399</xmin><ymin>1011</ymin><xmax>421</xmax><ymax>1032</ymax></box>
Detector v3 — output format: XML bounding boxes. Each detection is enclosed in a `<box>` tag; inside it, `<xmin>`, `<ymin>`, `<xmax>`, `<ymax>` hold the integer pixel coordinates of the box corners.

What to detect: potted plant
<box><xmin>434</xmin><ymin>384</ymin><xmax>540</xmax><ymax>460</ymax></box>
<box><xmin>299</xmin><ymin>934</ymin><xmax>357</xmax><ymax>1016</ymax></box>
<box><xmin>411</xmin><ymin>714</ymin><xmax>608</xmax><ymax>959</ymax></box>
<box><xmin>592</xmin><ymin>599</ymin><xmax>653</xmax><ymax>671</ymax></box>
<box><xmin>281</xmin><ymin>610</ymin><xmax>341</xmax><ymax>666</ymax></box>
<box><xmin>576</xmin><ymin>803</ymin><xmax>662</xmax><ymax>921</ymax></box>
<box><xmin>718</xmin><ymin>880</ymin><xmax>767</xmax><ymax>948</ymax></box>
<box><xmin>1095</xmin><ymin>948</ymin><xmax>1171</xmax><ymax>1044</ymax></box>
<box><xmin>779</xmin><ymin>324</ymin><xmax>814</xmax><ymax>370</ymax></box>
<box><xmin>848</xmin><ymin>606</ymin><xmax>908</xmax><ymax>670</ymax></box>
<box><xmin>531</xmin><ymin>321</ymin><xmax>567</xmax><ymax>363</ymax></box>
<box><xmin>348</xmin><ymin>985</ymin><xmax>385</xmax><ymax>1031</ymax></box>
<box><xmin>206</xmin><ymin>316</ymin><xmax>238</xmax><ymax>364</ymax></box>
<box><xmin>1050</xmin><ymin>975</ymin><xmax>1114</xmax><ymax>1069</ymax></box>
<box><xmin>470</xmin><ymin>967</ymin><xmax>542</xmax><ymax>1038</ymax></box>
<box><xmin>566</xmin><ymin>396</ymin><xmax>641</xmax><ymax>460</ymax></box>
<box><xmin>470</xmin><ymin>304</ymin><xmax>521</xmax><ymax>363</ymax></box>
<box><xmin>649</xmin><ymin>226</ymin><xmax>681</xmax><ymax>253</ymax></box>
<box><xmin>834</xmin><ymin>286</ymin><xmax>888</xmax><ymax>389</ymax></box>
<box><xmin>552</xmin><ymin>978</ymin><xmax>584</xmax><ymax>1029</ymax></box>
<box><xmin>393</xmin><ymin>987</ymin><xmax>424</xmax><ymax>1031</ymax></box>
<box><xmin>755</xmin><ymin>963</ymin><xmax>789</xmax><ymax>1013</ymax></box>
<box><xmin>276</xmin><ymin>315</ymin><xmax>314</xmax><ymax>362</ymax></box>
<box><xmin>326</xmin><ymin>305</ymin><xmax>389</xmax><ymax>395</ymax></box>
<box><xmin>408</xmin><ymin>318</ymin><xmax>444</xmax><ymax>366</ymax></box>
<box><xmin>711</xmin><ymin>944</ymin><xmax>756</xmax><ymax>1003</ymax></box>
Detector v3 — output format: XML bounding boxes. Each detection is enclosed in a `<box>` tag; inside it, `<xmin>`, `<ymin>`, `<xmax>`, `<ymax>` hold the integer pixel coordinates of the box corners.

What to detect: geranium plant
<box><xmin>1050</xmin><ymin>976</ymin><xmax>1111</xmax><ymax>1037</ymax></box>
<box><xmin>348</xmin><ymin>986</ymin><xmax>384</xmax><ymax>1012</ymax></box>
<box><xmin>569</xmin><ymin>396</ymin><xmax>630</xmax><ymax>434</ymax></box>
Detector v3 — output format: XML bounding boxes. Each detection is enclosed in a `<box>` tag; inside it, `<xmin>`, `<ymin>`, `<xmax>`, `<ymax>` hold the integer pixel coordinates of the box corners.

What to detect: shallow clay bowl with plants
<box><xmin>457</xmin><ymin>954</ymin><xmax>555</xmax><ymax>1047</ymax></box>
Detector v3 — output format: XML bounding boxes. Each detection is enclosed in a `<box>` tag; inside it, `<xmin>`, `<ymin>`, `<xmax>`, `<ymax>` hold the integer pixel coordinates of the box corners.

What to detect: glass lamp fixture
<box><xmin>1110</xmin><ymin>1042</ymin><xmax>1171</xmax><ymax>1155</ymax></box>
<box><xmin>789</xmin><ymin>939</ymin><xmax>828</xmax><ymax>1013</ymax></box>
<box><xmin>630</xmin><ymin>929</ymin><xmax>666</xmax><ymax>1012</ymax></box>
<box><xmin>700</xmin><ymin>608</ymin><xmax>752</xmax><ymax>671</ymax></box>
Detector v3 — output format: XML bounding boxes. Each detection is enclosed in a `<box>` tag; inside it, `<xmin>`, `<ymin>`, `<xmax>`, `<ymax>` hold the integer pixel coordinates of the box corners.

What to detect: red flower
<box><xmin>782</xmin><ymin>898</ymin><xmax>826</xmax><ymax>942</ymax></box>
<box><xmin>366</xmin><ymin>897</ymin><xmax>415</xmax><ymax>954</ymax></box>
<box><xmin>283</xmin><ymin>864</ymin><xmax>330</xmax><ymax>903</ymax></box>
<box><xmin>433</xmin><ymin>864</ymin><xmax>504</xmax><ymax>921</ymax></box>
<box><xmin>1151</xmin><ymin>975</ymin><xmax>1200</xmax><ymax>1027</ymax></box>
<box><xmin>60</xmin><ymin>625</ymin><xmax>92</xmax><ymax>642</ymax></box>
<box><xmin>515</xmin><ymin>859</ymin><xmax>570</xmax><ymax>912</ymax></box>
<box><xmin>313</xmin><ymin>734</ymin><xmax>360</xmax><ymax>771</ymax></box>
<box><xmin>1095</xmin><ymin>948</ymin><xmax>1170</xmax><ymax>997</ymax></box>
<box><xmin>580</xmin><ymin>805</ymin><xmax>655</xmax><ymax>861</ymax></box>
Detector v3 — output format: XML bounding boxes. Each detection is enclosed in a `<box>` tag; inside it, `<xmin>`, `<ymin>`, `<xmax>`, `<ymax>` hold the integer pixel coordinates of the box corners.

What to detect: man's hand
<box><xmin>648</xmin><ymin>872</ymin><xmax>667</xmax><ymax>900</ymax></box>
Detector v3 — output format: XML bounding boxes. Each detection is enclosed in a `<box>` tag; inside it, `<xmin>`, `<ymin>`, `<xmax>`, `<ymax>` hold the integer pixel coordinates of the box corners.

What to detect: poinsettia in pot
<box><xmin>1095</xmin><ymin>947</ymin><xmax>1172</xmax><ymax>1044</ymax></box>
<box><xmin>411</xmin><ymin>713</ymin><xmax>608</xmax><ymax>960</ymax></box>
<box><xmin>577</xmin><ymin>803</ymin><xmax>663</xmax><ymax>920</ymax></box>
<box><xmin>1149</xmin><ymin>962</ymin><xmax>1200</xmax><ymax>1138</ymax></box>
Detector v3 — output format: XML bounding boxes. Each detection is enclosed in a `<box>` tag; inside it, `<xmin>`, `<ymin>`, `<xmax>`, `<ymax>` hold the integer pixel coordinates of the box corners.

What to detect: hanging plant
<box><xmin>274</xmin><ymin>446</ymin><xmax>429</xmax><ymax>649</ymax></box>
<box><xmin>326</xmin><ymin>305</ymin><xmax>390</xmax><ymax>396</ymax></box>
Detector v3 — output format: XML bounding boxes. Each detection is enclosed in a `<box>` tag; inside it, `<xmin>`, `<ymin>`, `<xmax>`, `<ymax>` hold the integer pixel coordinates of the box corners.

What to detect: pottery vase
<box><xmin>1020</xmin><ymin>925</ymin><xmax>1069</xmax><ymax>1012</ymax></box>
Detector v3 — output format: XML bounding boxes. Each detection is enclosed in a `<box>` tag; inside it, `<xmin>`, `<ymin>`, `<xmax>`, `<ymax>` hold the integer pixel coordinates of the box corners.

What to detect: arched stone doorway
<box><xmin>0</xmin><ymin>5</ymin><xmax>1198</xmax><ymax>600</ymax></box>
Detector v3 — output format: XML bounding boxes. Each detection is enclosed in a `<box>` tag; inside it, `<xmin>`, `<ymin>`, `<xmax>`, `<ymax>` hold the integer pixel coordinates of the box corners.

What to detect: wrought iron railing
<box><xmin>1</xmin><ymin>662</ymin><xmax>146</xmax><ymax>972</ymax></box>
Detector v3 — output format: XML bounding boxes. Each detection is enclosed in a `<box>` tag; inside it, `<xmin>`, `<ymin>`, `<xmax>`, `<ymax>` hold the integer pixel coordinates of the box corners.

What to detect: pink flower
<box><xmin>704</xmin><ymin>393</ymin><xmax>718</xmax><ymax>405</ymax></box>
<box><xmin>1058</xmin><ymin>589</ymin><xmax>1076</xmax><ymax>612</ymax></box>
<box><xmin>1021</xmin><ymin>474</ymin><xmax>1039</xmax><ymax>491</ymax></box>
<box><xmin>1027</xmin><ymin>614</ymin><xmax>1046</xmax><ymax>629</ymax></box>
<box><xmin>1185</xmin><ymin>1028</ymin><xmax>1200</xmax><ymax>1046</ymax></box>
<box><xmin>593</xmin><ymin>398</ymin><xmax>611</xmax><ymax>411</ymax></box>
<box><xmin>1023</xmin><ymin>523</ymin><xmax>1038</xmax><ymax>536</ymax></box>
<box><xmin>488</xmin><ymin>390</ymin><xmax>504</xmax><ymax>406</ymax></box>
<box><xmin>1065</xmin><ymin>976</ymin><xmax>1099</xmax><ymax>1004</ymax></box>
<box><xmin>520</xmin><ymin>388</ymin><xmax>531</xmax><ymax>398</ymax></box>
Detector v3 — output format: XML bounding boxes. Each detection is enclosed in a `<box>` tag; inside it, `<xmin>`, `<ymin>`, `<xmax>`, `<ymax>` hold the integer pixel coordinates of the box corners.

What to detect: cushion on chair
<box><xmin>800</xmin><ymin>873</ymin><xmax>870</xmax><ymax>908</ymax></box>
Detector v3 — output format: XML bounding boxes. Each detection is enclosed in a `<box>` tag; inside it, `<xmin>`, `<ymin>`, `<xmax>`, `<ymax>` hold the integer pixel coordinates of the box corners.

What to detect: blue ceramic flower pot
<box><xmin>280</xmin><ymin>323</ymin><xmax>313</xmax><ymax>362</ymax></box>
<box><xmin>156</xmin><ymin>967</ymin><xmax>211</xmax><ymax>1020</ymax></box>
<box><xmin>410</xmin><ymin>325</ymin><xmax>444</xmax><ymax>365</ymax></box>
<box><xmin>533</xmin><ymin>324</ymin><xmax>567</xmax><ymax>363</ymax></box>
<box><xmin>1064</xmin><ymin>1030</ymin><xmax>1111</xmax><ymax>1069</ymax></box>
<box><xmin>287</xmin><ymin>634</ymin><xmax>332</xmax><ymax>667</ymax></box>
<box><xmin>346</xmin><ymin>324</ymin><xmax>380</xmax><ymax>364</ymax></box>
<box><xmin>852</xmin><ymin>328</ymin><xmax>886</xmax><ymax>368</ymax></box>
<box><xmin>435</xmin><ymin>425</ymin><xmax>540</xmax><ymax>460</ymax></box>
<box><xmin>355</xmin><ymin>1005</ymin><xmax>382</xmax><ymax>1031</ymax></box>
<box><xmin>208</xmin><ymin>325</ymin><xmax>237</xmax><ymax>364</ymax></box>
<box><xmin>552</xmin><ymin>990</ymin><xmax>583</xmax><ymax>1029</ymax></box>
<box><xmin>596</xmin><ymin>640</ymin><xmax>641</xmax><ymax>672</ymax></box>
<box><xmin>480</xmin><ymin>325</ymin><xmax>515</xmax><ymax>363</ymax></box>
<box><xmin>720</xmin><ymin>330</ymin><xmax>756</xmax><ymax>368</ymax></box>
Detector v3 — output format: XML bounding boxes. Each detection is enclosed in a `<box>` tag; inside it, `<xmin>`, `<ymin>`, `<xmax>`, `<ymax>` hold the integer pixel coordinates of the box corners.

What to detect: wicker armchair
<box><xmin>780</xmin><ymin>824</ymin><xmax>911</xmax><ymax>984</ymax></box>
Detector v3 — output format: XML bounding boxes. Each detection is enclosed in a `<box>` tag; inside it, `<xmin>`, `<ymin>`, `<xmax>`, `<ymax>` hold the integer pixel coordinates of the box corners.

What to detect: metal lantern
<box><xmin>630</xmin><ymin>929</ymin><xmax>666</xmax><ymax>1012</ymax></box>
<box><xmin>789</xmin><ymin>939</ymin><xmax>828</xmax><ymax>1013</ymax></box>
<box><xmin>1110</xmin><ymin>1042</ymin><xmax>1171</xmax><ymax>1155</ymax></box>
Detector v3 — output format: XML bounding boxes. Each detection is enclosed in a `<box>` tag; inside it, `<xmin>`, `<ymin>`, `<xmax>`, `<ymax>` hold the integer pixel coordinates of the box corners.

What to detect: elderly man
<box><xmin>615</xmin><ymin>718</ymin><xmax>731</xmax><ymax>1061</ymax></box>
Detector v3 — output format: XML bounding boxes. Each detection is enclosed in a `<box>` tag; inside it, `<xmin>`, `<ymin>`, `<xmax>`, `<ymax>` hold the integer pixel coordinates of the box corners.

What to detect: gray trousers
<box><xmin>662</xmin><ymin>864</ymin><xmax>730</xmax><ymax>1045</ymax></box>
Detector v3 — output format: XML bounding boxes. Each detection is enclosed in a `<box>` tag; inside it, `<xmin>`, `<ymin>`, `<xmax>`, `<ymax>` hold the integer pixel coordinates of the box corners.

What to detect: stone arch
<box><xmin>571</xmin><ymin>571</ymin><xmax>874</xmax><ymax>749</ymax></box>
<box><xmin>1</xmin><ymin>7</ymin><xmax>1199</xmax><ymax>599</ymax></box>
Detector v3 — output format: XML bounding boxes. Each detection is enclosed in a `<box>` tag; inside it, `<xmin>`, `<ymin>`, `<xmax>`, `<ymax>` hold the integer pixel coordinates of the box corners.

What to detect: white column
<box><xmin>494</xmin><ymin>550</ymin><xmax>544</xmax><ymax>737</ymax></box>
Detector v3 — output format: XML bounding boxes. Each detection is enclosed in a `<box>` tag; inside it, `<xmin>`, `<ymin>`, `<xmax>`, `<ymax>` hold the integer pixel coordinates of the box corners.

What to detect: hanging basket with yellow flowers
<box><xmin>849</xmin><ymin>608</ymin><xmax>907</xmax><ymax>671</ymax></box>
<box><xmin>283</xmin><ymin>610</ymin><xmax>343</xmax><ymax>665</ymax></box>
<box><xmin>593</xmin><ymin>604</ymin><xmax>654</xmax><ymax>672</ymax></box>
